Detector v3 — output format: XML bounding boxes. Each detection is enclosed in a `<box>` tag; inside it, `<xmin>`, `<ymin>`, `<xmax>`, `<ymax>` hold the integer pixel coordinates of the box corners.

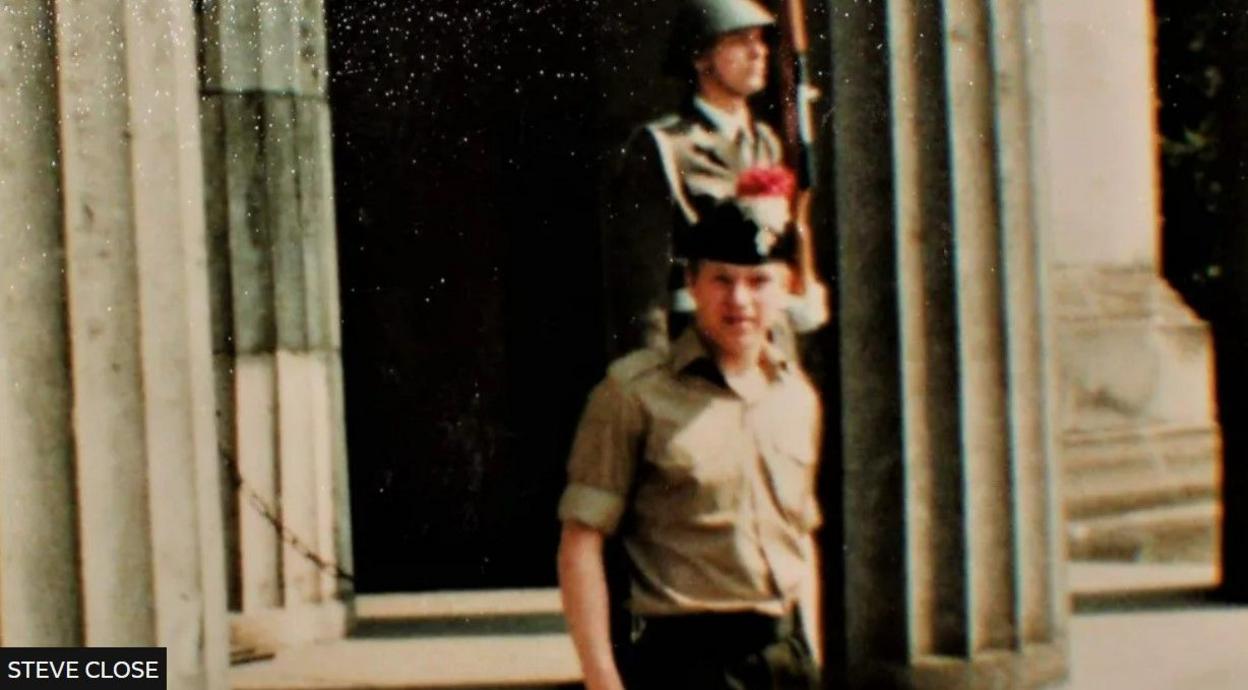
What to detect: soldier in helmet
<box><xmin>602</xmin><ymin>0</ymin><xmax>828</xmax><ymax>360</ymax></box>
<box><xmin>561</xmin><ymin>195</ymin><xmax>823</xmax><ymax>690</ymax></box>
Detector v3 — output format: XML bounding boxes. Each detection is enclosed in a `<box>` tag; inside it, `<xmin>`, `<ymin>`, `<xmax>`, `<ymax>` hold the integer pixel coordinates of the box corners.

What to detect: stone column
<box><xmin>197</xmin><ymin>0</ymin><xmax>355</xmax><ymax>651</ymax></box>
<box><xmin>830</xmin><ymin>0</ymin><xmax>1067</xmax><ymax>686</ymax></box>
<box><xmin>0</xmin><ymin>1</ymin><xmax>228</xmax><ymax>687</ymax></box>
<box><xmin>0</xmin><ymin>0</ymin><xmax>82</xmax><ymax>648</ymax></box>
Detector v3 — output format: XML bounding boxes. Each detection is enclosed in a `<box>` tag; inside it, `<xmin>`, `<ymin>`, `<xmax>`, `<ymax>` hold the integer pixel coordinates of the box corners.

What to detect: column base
<box><xmin>854</xmin><ymin>641</ymin><xmax>1068</xmax><ymax>690</ymax></box>
<box><xmin>1054</xmin><ymin>266</ymin><xmax>1221</xmax><ymax>563</ymax></box>
<box><xmin>230</xmin><ymin>600</ymin><xmax>353</xmax><ymax>655</ymax></box>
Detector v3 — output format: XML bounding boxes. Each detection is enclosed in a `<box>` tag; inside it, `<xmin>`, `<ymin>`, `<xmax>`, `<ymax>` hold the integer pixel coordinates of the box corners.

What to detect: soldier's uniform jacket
<box><xmin>602</xmin><ymin>99</ymin><xmax>827</xmax><ymax>359</ymax></box>
<box><xmin>558</xmin><ymin>327</ymin><xmax>822</xmax><ymax>616</ymax></box>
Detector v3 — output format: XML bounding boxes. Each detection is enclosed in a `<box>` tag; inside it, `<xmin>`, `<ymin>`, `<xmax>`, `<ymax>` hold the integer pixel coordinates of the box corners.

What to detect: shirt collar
<box><xmin>693</xmin><ymin>96</ymin><xmax>753</xmax><ymax>140</ymax></box>
<box><xmin>668</xmin><ymin>327</ymin><xmax>791</xmax><ymax>382</ymax></box>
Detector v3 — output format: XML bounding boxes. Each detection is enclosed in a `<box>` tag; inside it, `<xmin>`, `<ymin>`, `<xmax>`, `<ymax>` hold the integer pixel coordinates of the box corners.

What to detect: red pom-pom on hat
<box><xmin>736</xmin><ymin>166</ymin><xmax>796</xmax><ymax>199</ymax></box>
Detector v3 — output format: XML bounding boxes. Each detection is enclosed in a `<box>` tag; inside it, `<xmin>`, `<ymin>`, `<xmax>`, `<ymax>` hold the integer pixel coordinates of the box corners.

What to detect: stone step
<box><xmin>230</xmin><ymin>590</ymin><xmax>582</xmax><ymax>690</ymax></box>
<box><xmin>1061</xmin><ymin>426</ymin><xmax>1219</xmax><ymax>520</ymax></box>
<box><xmin>1067</xmin><ymin>500</ymin><xmax>1220</xmax><ymax>562</ymax></box>
<box><xmin>1064</xmin><ymin>470</ymin><xmax>1218</xmax><ymax>520</ymax></box>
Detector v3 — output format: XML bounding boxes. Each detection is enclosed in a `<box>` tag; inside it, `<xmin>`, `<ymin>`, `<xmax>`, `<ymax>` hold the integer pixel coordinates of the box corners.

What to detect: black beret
<box><xmin>684</xmin><ymin>200</ymin><xmax>796</xmax><ymax>265</ymax></box>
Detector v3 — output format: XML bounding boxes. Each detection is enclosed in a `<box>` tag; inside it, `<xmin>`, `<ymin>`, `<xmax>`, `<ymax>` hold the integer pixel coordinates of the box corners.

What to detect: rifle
<box><xmin>778</xmin><ymin>0</ymin><xmax>820</xmax><ymax>288</ymax></box>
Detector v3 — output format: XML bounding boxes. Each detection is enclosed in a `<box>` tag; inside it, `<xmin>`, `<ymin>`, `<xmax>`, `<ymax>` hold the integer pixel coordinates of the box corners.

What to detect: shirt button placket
<box><xmin>743</xmin><ymin>401</ymin><xmax>784</xmax><ymax>601</ymax></box>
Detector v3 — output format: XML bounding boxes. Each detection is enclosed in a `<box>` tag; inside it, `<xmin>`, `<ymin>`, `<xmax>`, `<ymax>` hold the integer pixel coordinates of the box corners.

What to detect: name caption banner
<box><xmin>1</xmin><ymin>648</ymin><xmax>165</xmax><ymax>689</ymax></box>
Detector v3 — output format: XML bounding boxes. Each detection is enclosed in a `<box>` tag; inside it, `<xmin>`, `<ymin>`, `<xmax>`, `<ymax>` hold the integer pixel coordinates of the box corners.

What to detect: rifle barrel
<box><xmin>785</xmin><ymin>0</ymin><xmax>809</xmax><ymax>53</ymax></box>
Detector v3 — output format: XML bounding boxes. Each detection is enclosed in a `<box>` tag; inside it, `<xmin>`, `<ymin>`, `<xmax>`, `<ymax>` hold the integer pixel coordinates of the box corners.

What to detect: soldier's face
<box><xmin>696</xmin><ymin>27</ymin><xmax>769</xmax><ymax>99</ymax></box>
<box><xmin>687</xmin><ymin>260</ymin><xmax>789</xmax><ymax>361</ymax></box>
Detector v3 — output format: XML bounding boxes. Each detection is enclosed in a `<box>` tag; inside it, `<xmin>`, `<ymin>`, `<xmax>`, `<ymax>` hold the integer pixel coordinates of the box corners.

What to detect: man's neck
<box><xmin>721</xmin><ymin>354</ymin><xmax>768</xmax><ymax>400</ymax></box>
<box><xmin>715</xmin><ymin>345</ymin><xmax>764</xmax><ymax>378</ymax></box>
<box><xmin>695</xmin><ymin>87</ymin><xmax>750</xmax><ymax>120</ymax></box>
<box><xmin>691</xmin><ymin>327</ymin><xmax>762</xmax><ymax>378</ymax></box>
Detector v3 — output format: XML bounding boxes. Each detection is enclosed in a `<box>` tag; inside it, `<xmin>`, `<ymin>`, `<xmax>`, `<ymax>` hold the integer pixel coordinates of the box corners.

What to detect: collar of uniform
<box><xmin>669</xmin><ymin>327</ymin><xmax>713</xmax><ymax>375</ymax></box>
<box><xmin>669</xmin><ymin>327</ymin><xmax>791</xmax><ymax>382</ymax></box>
<box><xmin>693</xmin><ymin>95</ymin><xmax>752</xmax><ymax>141</ymax></box>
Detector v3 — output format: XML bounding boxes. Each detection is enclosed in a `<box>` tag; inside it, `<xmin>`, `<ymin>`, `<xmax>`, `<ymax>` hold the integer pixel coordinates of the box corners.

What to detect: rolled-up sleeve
<box><xmin>557</xmin><ymin>377</ymin><xmax>644</xmax><ymax>534</ymax></box>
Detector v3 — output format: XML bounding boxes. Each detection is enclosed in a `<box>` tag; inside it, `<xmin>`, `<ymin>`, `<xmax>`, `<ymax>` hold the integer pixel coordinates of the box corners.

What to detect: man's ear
<box><xmin>692</xmin><ymin>52</ymin><xmax>710</xmax><ymax>79</ymax></box>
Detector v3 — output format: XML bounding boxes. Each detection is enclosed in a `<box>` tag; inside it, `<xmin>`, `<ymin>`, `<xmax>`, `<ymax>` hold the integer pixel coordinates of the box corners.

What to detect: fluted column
<box><xmin>0</xmin><ymin>0</ymin><xmax>82</xmax><ymax>648</ymax></box>
<box><xmin>831</xmin><ymin>0</ymin><xmax>1067</xmax><ymax>686</ymax></box>
<box><xmin>0</xmin><ymin>1</ymin><xmax>228</xmax><ymax>687</ymax></box>
<box><xmin>197</xmin><ymin>0</ymin><xmax>354</xmax><ymax>651</ymax></box>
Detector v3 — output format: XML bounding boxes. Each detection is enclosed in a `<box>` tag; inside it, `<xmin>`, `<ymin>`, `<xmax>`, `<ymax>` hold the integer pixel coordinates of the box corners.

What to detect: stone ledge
<box><xmin>1067</xmin><ymin>500</ymin><xmax>1219</xmax><ymax>562</ymax></box>
<box><xmin>1051</xmin><ymin>266</ymin><xmax>1198</xmax><ymax>324</ymax></box>
<box><xmin>355</xmin><ymin>590</ymin><xmax>563</xmax><ymax>621</ymax></box>
<box><xmin>1068</xmin><ymin>561</ymin><xmax>1219</xmax><ymax>596</ymax></box>
<box><xmin>854</xmin><ymin>641</ymin><xmax>1068</xmax><ymax>689</ymax></box>
<box><xmin>232</xmin><ymin>600</ymin><xmax>351</xmax><ymax>658</ymax></box>
<box><xmin>229</xmin><ymin>633</ymin><xmax>581</xmax><ymax>690</ymax></box>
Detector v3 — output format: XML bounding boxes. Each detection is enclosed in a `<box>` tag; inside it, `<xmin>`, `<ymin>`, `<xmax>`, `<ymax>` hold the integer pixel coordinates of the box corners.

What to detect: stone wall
<box><xmin>1032</xmin><ymin>0</ymin><xmax>1222</xmax><ymax>563</ymax></box>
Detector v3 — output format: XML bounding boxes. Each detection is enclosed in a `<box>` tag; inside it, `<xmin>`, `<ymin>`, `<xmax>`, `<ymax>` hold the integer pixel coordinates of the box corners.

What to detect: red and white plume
<box><xmin>735</xmin><ymin>166</ymin><xmax>796</xmax><ymax>233</ymax></box>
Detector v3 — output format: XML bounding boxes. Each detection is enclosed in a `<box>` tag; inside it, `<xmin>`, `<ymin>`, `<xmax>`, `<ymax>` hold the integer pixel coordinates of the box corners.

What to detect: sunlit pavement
<box><xmin>1064</xmin><ymin>561</ymin><xmax>1248</xmax><ymax>690</ymax></box>
<box><xmin>1067</xmin><ymin>607</ymin><xmax>1248</xmax><ymax>690</ymax></box>
<box><xmin>230</xmin><ymin>590</ymin><xmax>581</xmax><ymax>690</ymax></box>
<box><xmin>231</xmin><ymin>571</ymin><xmax>1248</xmax><ymax>689</ymax></box>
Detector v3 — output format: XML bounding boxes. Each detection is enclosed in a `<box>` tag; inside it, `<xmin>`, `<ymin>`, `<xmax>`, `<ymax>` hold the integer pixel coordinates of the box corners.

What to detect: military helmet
<box><xmin>664</xmin><ymin>0</ymin><xmax>777</xmax><ymax>77</ymax></box>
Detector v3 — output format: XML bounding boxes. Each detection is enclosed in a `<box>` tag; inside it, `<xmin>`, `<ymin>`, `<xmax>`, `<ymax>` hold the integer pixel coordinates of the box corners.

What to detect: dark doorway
<box><xmin>323</xmin><ymin>1</ymin><xmax>692</xmax><ymax>593</ymax></box>
<box><xmin>323</xmin><ymin>0</ymin><xmax>836</xmax><ymax>596</ymax></box>
<box><xmin>326</xmin><ymin>0</ymin><xmax>603</xmax><ymax>592</ymax></box>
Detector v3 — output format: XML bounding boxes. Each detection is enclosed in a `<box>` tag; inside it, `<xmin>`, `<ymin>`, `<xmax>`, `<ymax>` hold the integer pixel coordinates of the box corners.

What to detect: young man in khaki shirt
<box><xmin>559</xmin><ymin>197</ymin><xmax>822</xmax><ymax>690</ymax></box>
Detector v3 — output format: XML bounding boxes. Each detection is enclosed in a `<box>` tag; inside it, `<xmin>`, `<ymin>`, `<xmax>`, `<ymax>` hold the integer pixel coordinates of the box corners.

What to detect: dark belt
<box><xmin>630</xmin><ymin>610</ymin><xmax>800</xmax><ymax>653</ymax></box>
<box><xmin>621</xmin><ymin>610</ymin><xmax>818</xmax><ymax>690</ymax></box>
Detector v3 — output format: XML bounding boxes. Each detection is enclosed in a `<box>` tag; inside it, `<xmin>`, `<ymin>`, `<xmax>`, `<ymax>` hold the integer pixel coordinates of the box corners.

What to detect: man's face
<box><xmin>696</xmin><ymin>27</ymin><xmax>769</xmax><ymax>99</ymax></box>
<box><xmin>688</xmin><ymin>259</ymin><xmax>789</xmax><ymax>360</ymax></box>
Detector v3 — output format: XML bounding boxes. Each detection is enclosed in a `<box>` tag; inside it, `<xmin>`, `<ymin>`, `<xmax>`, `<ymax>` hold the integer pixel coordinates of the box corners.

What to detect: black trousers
<box><xmin>619</xmin><ymin>611</ymin><xmax>820</xmax><ymax>690</ymax></box>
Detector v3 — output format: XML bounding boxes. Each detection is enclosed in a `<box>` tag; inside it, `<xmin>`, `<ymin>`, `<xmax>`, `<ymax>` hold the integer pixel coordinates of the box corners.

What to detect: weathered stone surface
<box><xmin>327</xmin><ymin>356</ymin><xmax>354</xmax><ymax>600</ymax></box>
<box><xmin>832</xmin><ymin>0</ymin><xmax>908</xmax><ymax>670</ymax></box>
<box><xmin>198</xmin><ymin>0</ymin><xmax>350</xmax><ymax>645</ymax></box>
<box><xmin>832</xmin><ymin>0</ymin><xmax>1066</xmax><ymax>685</ymax></box>
<box><xmin>1063</xmin><ymin>427</ymin><xmax>1220</xmax><ymax>517</ymax></box>
<box><xmin>0</xmin><ymin>0</ymin><xmax>82</xmax><ymax>647</ymax></box>
<box><xmin>235</xmin><ymin>354</ymin><xmax>283</xmax><ymax>610</ymax></box>
<box><xmin>944</xmin><ymin>0</ymin><xmax>1016</xmax><ymax>653</ymax></box>
<box><xmin>1035</xmin><ymin>0</ymin><xmax>1161</xmax><ymax>267</ymax></box>
<box><xmin>198</xmin><ymin>0</ymin><xmax>328</xmax><ymax>97</ymax></box>
<box><xmin>295</xmin><ymin>98</ymin><xmax>342</xmax><ymax>351</ymax></box>
<box><xmin>56</xmin><ymin>0</ymin><xmax>160</xmax><ymax>646</ymax></box>
<box><xmin>122</xmin><ymin>2</ymin><xmax>229</xmax><ymax>683</ymax></box>
<box><xmin>215</xmin><ymin>351</ymin><xmax>244</xmax><ymax>612</ymax></box>
<box><xmin>1052</xmin><ymin>266</ymin><xmax>1220</xmax><ymax>567</ymax></box>
<box><xmin>204</xmin><ymin>92</ymin><xmax>342</xmax><ymax>354</ymax></box>
<box><xmin>202</xmin><ymin>93</ymin><xmax>237</xmax><ymax>357</ymax></box>
<box><xmin>276</xmin><ymin>351</ymin><xmax>326</xmax><ymax>605</ymax></box>
<box><xmin>0</xmin><ymin>0</ymin><xmax>230</xmax><ymax>683</ymax></box>
<box><xmin>1033</xmin><ymin>0</ymin><xmax>1222</xmax><ymax>579</ymax></box>
<box><xmin>993</xmin><ymin>0</ymin><xmax>1060</xmax><ymax>645</ymax></box>
<box><xmin>1054</xmin><ymin>269</ymin><xmax>1217</xmax><ymax>432</ymax></box>
<box><xmin>216</xmin><ymin>93</ymin><xmax>279</xmax><ymax>353</ymax></box>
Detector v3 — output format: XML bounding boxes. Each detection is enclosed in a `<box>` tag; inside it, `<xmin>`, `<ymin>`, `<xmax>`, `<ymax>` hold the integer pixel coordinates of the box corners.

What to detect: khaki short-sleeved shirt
<box><xmin>558</xmin><ymin>329</ymin><xmax>822</xmax><ymax>616</ymax></box>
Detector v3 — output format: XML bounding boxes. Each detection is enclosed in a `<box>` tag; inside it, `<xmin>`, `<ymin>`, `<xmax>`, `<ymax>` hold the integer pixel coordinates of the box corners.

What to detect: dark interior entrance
<box><xmin>324</xmin><ymin>0</ymin><xmax>835</xmax><ymax>595</ymax></box>
<box><xmin>324</xmin><ymin>1</ymin><xmax>689</xmax><ymax>592</ymax></box>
